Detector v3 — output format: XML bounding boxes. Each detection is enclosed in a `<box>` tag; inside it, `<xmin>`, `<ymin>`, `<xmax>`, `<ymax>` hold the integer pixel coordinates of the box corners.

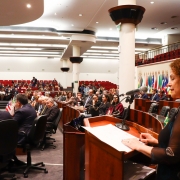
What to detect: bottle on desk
<box><xmin>164</xmin><ymin>112</ymin><xmax>169</xmax><ymax>126</ymax></box>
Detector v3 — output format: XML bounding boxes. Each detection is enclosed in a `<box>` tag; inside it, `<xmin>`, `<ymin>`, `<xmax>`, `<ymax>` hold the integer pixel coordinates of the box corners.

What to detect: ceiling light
<box><xmin>71</xmin><ymin>24</ymin><xmax>74</xmax><ymax>26</ymax></box>
<box><xmin>150</xmin><ymin>2</ymin><xmax>154</xmax><ymax>4</ymax></box>
<box><xmin>91</xmin><ymin>46</ymin><xmax>117</xmax><ymax>50</ymax></box>
<box><xmin>109</xmin><ymin>28</ymin><xmax>112</xmax><ymax>31</ymax></box>
<box><xmin>27</xmin><ymin>4</ymin><xmax>31</xmax><ymax>8</ymax></box>
<box><xmin>79</xmin><ymin>14</ymin><xmax>82</xmax><ymax>16</ymax></box>
<box><xmin>54</xmin><ymin>13</ymin><xmax>57</xmax><ymax>15</ymax></box>
<box><xmin>171</xmin><ymin>27</ymin><xmax>178</xmax><ymax>30</ymax></box>
<box><xmin>160</xmin><ymin>22</ymin><xmax>167</xmax><ymax>25</ymax></box>
<box><xmin>151</xmin><ymin>27</ymin><xmax>158</xmax><ymax>30</ymax></box>
<box><xmin>96</xmin><ymin>22</ymin><xmax>99</xmax><ymax>24</ymax></box>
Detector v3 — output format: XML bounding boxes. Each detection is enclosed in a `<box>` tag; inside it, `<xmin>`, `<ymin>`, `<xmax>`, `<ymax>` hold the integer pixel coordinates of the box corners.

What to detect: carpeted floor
<box><xmin>14</xmin><ymin>129</ymin><xmax>63</xmax><ymax>180</ymax></box>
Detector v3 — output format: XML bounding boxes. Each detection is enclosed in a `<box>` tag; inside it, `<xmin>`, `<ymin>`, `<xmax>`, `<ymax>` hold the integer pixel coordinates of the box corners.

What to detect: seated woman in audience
<box><xmin>98</xmin><ymin>94</ymin><xmax>110</xmax><ymax>116</ymax></box>
<box><xmin>63</xmin><ymin>92</ymin><xmax>75</xmax><ymax>106</ymax></box>
<box><xmin>106</xmin><ymin>95</ymin><xmax>124</xmax><ymax>118</ymax></box>
<box><xmin>89</xmin><ymin>94</ymin><xmax>101</xmax><ymax>117</ymax></box>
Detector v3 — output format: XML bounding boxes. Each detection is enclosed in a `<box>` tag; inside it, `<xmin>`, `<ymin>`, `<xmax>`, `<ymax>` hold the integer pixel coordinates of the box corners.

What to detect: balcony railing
<box><xmin>135</xmin><ymin>41</ymin><xmax>180</xmax><ymax>66</ymax></box>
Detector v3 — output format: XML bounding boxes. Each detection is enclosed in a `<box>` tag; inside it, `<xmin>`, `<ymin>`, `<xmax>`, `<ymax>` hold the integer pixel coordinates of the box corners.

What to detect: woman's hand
<box><xmin>139</xmin><ymin>133</ymin><xmax>158</xmax><ymax>145</ymax></box>
<box><xmin>122</xmin><ymin>138</ymin><xmax>143</xmax><ymax>150</ymax></box>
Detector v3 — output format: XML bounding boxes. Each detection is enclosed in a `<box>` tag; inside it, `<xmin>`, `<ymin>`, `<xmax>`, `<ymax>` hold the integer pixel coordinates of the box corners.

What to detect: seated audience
<box><xmin>75</xmin><ymin>92</ymin><xmax>84</xmax><ymax>106</ymax></box>
<box><xmin>151</xmin><ymin>88</ymin><xmax>160</xmax><ymax>101</ymax></box>
<box><xmin>39</xmin><ymin>96</ymin><xmax>49</xmax><ymax>115</ymax></box>
<box><xmin>63</xmin><ymin>92</ymin><xmax>75</xmax><ymax>106</ymax></box>
<box><xmin>44</xmin><ymin>97</ymin><xmax>59</xmax><ymax>129</ymax></box>
<box><xmin>159</xmin><ymin>90</ymin><xmax>168</xmax><ymax>101</ymax></box>
<box><xmin>84</xmin><ymin>89</ymin><xmax>94</xmax><ymax>109</ymax></box>
<box><xmin>0</xmin><ymin>88</ymin><xmax>5</xmax><ymax>100</ymax></box>
<box><xmin>106</xmin><ymin>95</ymin><xmax>124</xmax><ymax>118</ymax></box>
<box><xmin>89</xmin><ymin>94</ymin><xmax>101</xmax><ymax>117</ymax></box>
<box><xmin>98</xmin><ymin>94</ymin><xmax>110</xmax><ymax>116</ymax></box>
<box><xmin>8</xmin><ymin>93</ymin><xmax>37</xmax><ymax>143</ymax></box>
<box><xmin>139</xmin><ymin>90</ymin><xmax>148</xmax><ymax>99</ymax></box>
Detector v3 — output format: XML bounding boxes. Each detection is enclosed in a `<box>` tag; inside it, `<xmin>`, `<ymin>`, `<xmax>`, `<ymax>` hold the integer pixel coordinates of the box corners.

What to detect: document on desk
<box><xmin>83</xmin><ymin>124</ymin><xmax>137</xmax><ymax>152</ymax></box>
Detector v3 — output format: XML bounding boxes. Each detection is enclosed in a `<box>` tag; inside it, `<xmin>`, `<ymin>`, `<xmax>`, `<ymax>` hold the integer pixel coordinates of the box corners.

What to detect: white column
<box><xmin>118</xmin><ymin>0</ymin><xmax>136</xmax><ymax>108</ymax></box>
<box><xmin>72</xmin><ymin>45</ymin><xmax>81</xmax><ymax>94</ymax></box>
<box><xmin>61</xmin><ymin>59</ymin><xmax>69</xmax><ymax>89</ymax></box>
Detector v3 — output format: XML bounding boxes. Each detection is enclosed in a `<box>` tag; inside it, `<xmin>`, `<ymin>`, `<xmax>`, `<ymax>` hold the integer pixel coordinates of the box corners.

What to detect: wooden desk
<box><xmin>135</xmin><ymin>99</ymin><xmax>154</xmax><ymax>112</ymax></box>
<box><xmin>158</xmin><ymin>100</ymin><xmax>180</xmax><ymax>114</ymax></box>
<box><xmin>62</xmin><ymin>104</ymin><xmax>163</xmax><ymax>180</ymax></box>
<box><xmin>57</xmin><ymin>102</ymin><xmax>80</xmax><ymax>131</ymax></box>
<box><xmin>85</xmin><ymin>116</ymin><xmax>158</xmax><ymax>180</ymax></box>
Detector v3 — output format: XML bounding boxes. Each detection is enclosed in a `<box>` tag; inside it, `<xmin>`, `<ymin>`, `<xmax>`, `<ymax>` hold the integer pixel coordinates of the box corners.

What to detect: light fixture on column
<box><xmin>108</xmin><ymin>5</ymin><xmax>145</xmax><ymax>26</ymax></box>
<box><xmin>60</xmin><ymin>67</ymin><xmax>70</xmax><ymax>72</ymax></box>
<box><xmin>70</xmin><ymin>57</ymin><xmax>83</xmax><ymax>63</ymax></box>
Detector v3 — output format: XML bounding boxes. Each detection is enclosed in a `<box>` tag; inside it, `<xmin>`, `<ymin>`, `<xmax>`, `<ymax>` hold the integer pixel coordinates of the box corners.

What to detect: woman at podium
<box><xmin>122</xmin><ymin>58</ymin><xmax>180</xmax><ymax>180</ymax></box>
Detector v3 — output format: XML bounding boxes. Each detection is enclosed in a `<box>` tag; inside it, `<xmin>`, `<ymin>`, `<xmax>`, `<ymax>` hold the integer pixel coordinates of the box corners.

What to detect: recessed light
<box><xmin>160</xmin><ymin>22</ymin><xmax>167</xmax><ymax>25</ymax></box>
<box><xmin>71</xmin><ymin>24</ymin><xmax>74</xmax><ymax>26</ymax></box>
<box><xmin>151</xmin><ymin>27</ymin><xmax>158</xmax><ymax>30</ymax></box>
<box><xmin>150</xmin><ymin>2</ymin><xmax>154</xmax><ymax>4</ymax></box>
<box><xmin>27</xmin><ymin>4</ymin><xmax>31</xmax><ymax>8</ymax></box>
<box><xmin>54</xmin><ymin>13</ymin><xmax>57</xmax><ymax>15</ymax></box>
<box><xmin>96</xmin><ymin>22</ymin><xmax>99</xmax><ymax>24</ymax></box>
<box><xmin>171</xmin><ymin>27</ymin><xmax>178</xmax><ymax>30</ymax></box>
<box><xmin>109</xmin><ymin>28</ymin><xmax>112</xmax><ymax>31</ymax></box>
<box><xmin>79</xmin><ymin>14</ymin><xmax>82</xmax><ymax>16</ymax></box>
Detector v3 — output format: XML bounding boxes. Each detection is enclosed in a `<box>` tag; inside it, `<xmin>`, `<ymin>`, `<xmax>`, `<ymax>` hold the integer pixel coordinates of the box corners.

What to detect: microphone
<box><xmin>126</xmin><ymin>86</ymin><xmax>148</xmax><ymax>96</ymax></box>
<box><xmin>119</xmin><ymin>93</ymin><xmax>124</xmax><ymax>97</ymax></box>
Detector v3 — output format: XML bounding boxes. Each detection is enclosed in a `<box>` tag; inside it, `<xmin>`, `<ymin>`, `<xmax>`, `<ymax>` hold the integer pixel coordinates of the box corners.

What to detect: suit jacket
<box><xmin>13</xmin><ymin>103</ymin><xmax>37</xmax><ymax>134</ymax></box>
<box><xmin>0</xmin><ymin>110</ymin><xmax>12</xmax><ymax>120</ymax></box>
<box><xmin>98</xmin><ymin>102</ymin><xmax>110</xmax><ymax>115</ymax></box>
<box><xmin>84</xmin><ymin>96</ymin><xmax>93</xmax><ymax>108</ymax></box>
<box><xmin>40</xmin><ymin>105</ymin><xmax>48</xmax><ymax>115</ymax></box>
<box><xmin>151</xmin><ymin>93</ymin><xmax>160</xmax><ymax>101</ymax></box>
<box><xmin>45</xmin><ymin>105</ymin><xmax>59</xmax><ymax>123</ymax></box>
<box><xmin>141</xmin><ymin>93</ymin><xmax>148</xmax><ymax>99</ymax></box>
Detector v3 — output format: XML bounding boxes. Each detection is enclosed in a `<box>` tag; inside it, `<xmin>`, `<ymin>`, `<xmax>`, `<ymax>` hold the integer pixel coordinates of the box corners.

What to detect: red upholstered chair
<box><xmin>170</xmin><ymin>51</ymin><xmax>175</xmax><ymax>60</ymax></box>
<box><xmin>175</xmin><ymin>49</ymin><xmax>180</xmax><ymax>58</ymax></box>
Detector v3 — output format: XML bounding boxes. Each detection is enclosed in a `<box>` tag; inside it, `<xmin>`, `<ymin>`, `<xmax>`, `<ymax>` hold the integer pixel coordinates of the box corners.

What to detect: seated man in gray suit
<box><xmin>43</xmin><ymin>97</ymin><xmax>59</xmax><ymax>129</ymax></box>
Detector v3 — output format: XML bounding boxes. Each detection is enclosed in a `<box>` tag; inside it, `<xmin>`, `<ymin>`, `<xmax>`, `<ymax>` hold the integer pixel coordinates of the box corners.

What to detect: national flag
<box><xmin>6</xmin><ymin>100</ymin><xmax>12</xmax><ymax>111</ymax></box>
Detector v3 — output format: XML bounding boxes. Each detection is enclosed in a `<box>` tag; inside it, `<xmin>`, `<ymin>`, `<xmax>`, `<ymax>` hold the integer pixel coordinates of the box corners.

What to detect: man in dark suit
<box><xmin>140</xmin><ymin>91</ymin><xmax>148</xmax><ymax>99</ymax></box>
<box><xmin>44</xmin><ymin>97</ymin><xmax>59</xmax><ymax>129</ymax></box>
<box><xmin>12</xmin><ymin>93</ymin><xmax>37</xmax><ymax>143</ymax></box>
<box><xmin>0</xmin><ymin>110</ymin><xmax>12</xmax><ymax>120</ymax></box>
<box><xmin>151</xmin><ymin>88</ymin><xmax>160</xmax><ymax>101</ymax></box>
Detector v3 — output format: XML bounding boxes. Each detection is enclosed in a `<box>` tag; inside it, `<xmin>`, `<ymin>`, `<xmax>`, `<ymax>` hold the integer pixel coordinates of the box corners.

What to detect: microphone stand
<box><xmin>116</xmin><ymin>95</ymin><xmax>134</xmax><ymax>131</ymax></box>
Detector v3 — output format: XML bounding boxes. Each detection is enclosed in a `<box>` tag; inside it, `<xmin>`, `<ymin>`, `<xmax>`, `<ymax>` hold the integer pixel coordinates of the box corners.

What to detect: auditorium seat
<box><xmin>159</xmin><ymin>106</ymin><xmax>170</xmax><ymax>117</ymax></box>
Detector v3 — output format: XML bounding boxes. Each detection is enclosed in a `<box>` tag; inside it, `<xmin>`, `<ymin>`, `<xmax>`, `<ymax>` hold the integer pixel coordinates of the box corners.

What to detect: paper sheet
<box><xmin>83</xmin><ymin>124</ymin><xmax>138</xmax><ymax>152</ymax></box>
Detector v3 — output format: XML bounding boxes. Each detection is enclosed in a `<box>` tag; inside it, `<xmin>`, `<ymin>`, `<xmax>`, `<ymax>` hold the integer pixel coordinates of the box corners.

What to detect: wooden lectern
<box><xmin>84</xmin><ymin>116</ymin><xmax>158</xmax><ymax>180</ymax></box>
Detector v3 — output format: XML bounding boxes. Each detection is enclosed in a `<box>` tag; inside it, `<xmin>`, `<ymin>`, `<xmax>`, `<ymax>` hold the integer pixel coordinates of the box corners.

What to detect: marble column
<box><xmin>109</xmin><ymin>0</ymin><xmax>145</xmax><ymax>107</ymax></box>
<box><xmin>70</xmin><ymin>46</ymin><xmax>83</xmax><ymax>94</ymax></box>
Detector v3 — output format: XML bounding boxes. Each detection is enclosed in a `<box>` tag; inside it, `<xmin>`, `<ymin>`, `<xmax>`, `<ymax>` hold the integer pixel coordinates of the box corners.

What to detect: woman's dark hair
<box><xmin>102</xmin><ymin>94</ymin><xmax>110</xmax><ymax>102</ymax></box>
<box><xmin>112</xmin><ymin>95</ymin><xmax>119</xmax><ymax>105</ymax></box>
<box><xmin>16</xmin><ymin>93</ymin><xmax>28</xmax><ymax>105</ymax></box>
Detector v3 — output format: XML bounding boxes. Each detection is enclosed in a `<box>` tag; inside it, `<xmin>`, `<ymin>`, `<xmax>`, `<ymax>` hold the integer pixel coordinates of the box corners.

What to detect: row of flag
<box><xmin>138</xmin><ymin>73</ymin><xmax>169</xmax><ymax>93</ymax></box>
